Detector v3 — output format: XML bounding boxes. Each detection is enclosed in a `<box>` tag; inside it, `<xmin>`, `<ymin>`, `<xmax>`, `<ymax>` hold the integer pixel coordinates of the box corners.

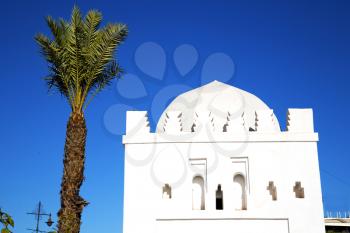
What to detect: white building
<box><xmin>122</xmin><ymin>81</ymin><xmax>325</xmax><ymax>233</ymax></box>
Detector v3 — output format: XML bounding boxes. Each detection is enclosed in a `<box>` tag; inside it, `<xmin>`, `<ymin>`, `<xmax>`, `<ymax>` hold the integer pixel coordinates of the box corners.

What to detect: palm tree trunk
<box><xmin>58</xmin><ymin>112</ymin><xmax>88</xmax><ymax>233</ymax></box>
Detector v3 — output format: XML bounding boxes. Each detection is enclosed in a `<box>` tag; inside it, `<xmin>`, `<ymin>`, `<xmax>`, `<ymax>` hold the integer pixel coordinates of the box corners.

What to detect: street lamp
<box><xmin>46</xmin><ymin>214</ymin><xmax>54</xmax><ymax>227</ymax></box>
<box><xmin>27</xmin><ymin>201</ymin><xmax>55</xmax><ymax>233</ymax></box>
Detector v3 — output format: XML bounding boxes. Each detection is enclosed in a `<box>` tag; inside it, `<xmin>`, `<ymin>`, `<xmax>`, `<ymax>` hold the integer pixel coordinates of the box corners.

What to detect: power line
<box><xmin>321</xmin><ymin>168</ymin><xmax>350</xmax><ymax>189</ymax></box>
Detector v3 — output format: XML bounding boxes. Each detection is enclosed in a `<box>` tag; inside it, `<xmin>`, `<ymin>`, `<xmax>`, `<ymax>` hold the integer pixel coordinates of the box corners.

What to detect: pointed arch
<box><xmin>192</xmin><ymin>176</ymin><xmax>205</xmax><ymax>210</ymax></box>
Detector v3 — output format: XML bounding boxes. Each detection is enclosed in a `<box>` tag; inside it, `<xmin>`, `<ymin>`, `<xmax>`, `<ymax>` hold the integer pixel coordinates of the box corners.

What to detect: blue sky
<box><xmin>1</xmin><ymin>0</ymin><xmax>350</xmax><ymax>232</ymax></box>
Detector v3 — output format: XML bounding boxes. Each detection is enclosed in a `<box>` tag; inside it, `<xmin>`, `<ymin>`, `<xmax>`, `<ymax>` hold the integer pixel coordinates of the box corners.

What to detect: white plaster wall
<box><xmin>123</xmin><ymin>138</ymin><xmax>324</xmax><ymax>233</ymax></box>
<box><xmin>156</xmin><ymin>219</ymin><xmax>289</xmax><ymax>233</ymax></box>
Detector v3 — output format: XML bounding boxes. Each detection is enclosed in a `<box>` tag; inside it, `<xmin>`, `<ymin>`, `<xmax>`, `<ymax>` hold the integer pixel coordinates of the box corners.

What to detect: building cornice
<box><xmin>123</xmin><ymin>132</ymin><xmax>319</xmax><ymax>144</ymax></box>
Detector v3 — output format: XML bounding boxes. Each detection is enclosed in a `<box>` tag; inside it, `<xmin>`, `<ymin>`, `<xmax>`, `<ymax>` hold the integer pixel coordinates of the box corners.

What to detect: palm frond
<box><xmin>35</xmin><ymin>6</ymin><xmax>128</xmax><ymax>113</ymax></box>
<box><xmin>83</xmin><ymin>10</ymin><xmax>102</xmax><ymax>49</ymax></box>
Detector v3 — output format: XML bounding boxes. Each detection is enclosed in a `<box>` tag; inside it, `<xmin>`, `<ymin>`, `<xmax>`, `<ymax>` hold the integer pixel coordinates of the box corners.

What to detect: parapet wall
<box><xmin>123</xmin><ymin>108</ymin><xmax>317</xmax><ymax>143</ymax></box>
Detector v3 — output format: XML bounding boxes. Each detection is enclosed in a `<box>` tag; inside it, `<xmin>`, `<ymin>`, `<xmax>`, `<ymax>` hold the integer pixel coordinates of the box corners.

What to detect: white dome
<box><xmin>156</xmin><ymin>80</ymin><xmax>280</xmax><ymax>132</ymax></box>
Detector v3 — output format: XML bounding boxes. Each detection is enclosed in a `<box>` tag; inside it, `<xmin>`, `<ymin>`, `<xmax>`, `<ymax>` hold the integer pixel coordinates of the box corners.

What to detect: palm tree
<box><xmin>35</xmin><ymin>6</ymin><xmax>128</xmax><ymax>233</ymax></box>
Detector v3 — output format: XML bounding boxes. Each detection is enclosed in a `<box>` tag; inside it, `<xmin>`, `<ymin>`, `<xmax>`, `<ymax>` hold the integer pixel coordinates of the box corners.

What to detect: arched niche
<box><xmin>233</xmin><ymin>173</ymin><xmax>247</xmax><ymax>210</ymax></box>
<box><xmin>192</xmin><ymin>176</ymin><xmax>205</xmax><ymax>210</ymax></box>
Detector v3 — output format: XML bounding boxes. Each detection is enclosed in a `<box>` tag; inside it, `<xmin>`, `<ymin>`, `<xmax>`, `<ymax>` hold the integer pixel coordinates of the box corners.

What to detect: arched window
<box><xmin>192</xmin><ymin>176</ymin><xmax>205</xmax><ymax>210</ymax></box>
<box><xmin>216</xmin><ymin>184</ymin><xmax>223</xmax><ymax>210</ymax></box>
<box><xmin>233</xmin><ymin>174</ymin><xmax>247</xmax><ymax>210</ymax></box>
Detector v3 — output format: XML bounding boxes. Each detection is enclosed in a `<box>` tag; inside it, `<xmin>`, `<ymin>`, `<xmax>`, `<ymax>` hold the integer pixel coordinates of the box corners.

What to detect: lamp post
<box><xmin>26</xmin><ymin>201</ymin><xmax>54</xmax><ymax>233</ymax></box>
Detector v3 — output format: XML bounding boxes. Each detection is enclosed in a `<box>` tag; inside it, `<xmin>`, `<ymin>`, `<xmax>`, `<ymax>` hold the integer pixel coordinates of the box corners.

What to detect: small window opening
<box><xmin>162</xmin><ymin>184</ymin><xmax>172</xmax><ymax>199</ymax></box>
<box><xmin>293</xmin><ymin>181</ymin><xmax>304</xmax><ymax>198</ymax></box>
<box><xmin>216</xmin><ymin>184</ymin><xmax>224</xmax><ymax>210</ymax></box>
<box><xmin>267</xmin><ymin>181</ymin><xmax>277</xmax><ymax>201</ymax></box>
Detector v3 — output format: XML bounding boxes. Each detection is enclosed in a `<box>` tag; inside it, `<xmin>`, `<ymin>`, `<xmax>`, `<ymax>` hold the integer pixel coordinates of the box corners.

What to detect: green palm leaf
<box><xmin>35</xmin><ymin>5</ymin><xmax>128</xmax><ymax>112</ymax></box>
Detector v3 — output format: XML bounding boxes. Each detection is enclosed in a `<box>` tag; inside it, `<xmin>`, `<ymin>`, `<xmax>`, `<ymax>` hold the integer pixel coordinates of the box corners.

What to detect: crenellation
<box><xmin>255</xmin><ymin>109</ymin><xmax>278</xmax><ymax>132</ymax></box>
<box><xmin>191</xmin><ymin>111</ymin><xmax>215</xmax><ymax>132</ymax></box>
<box><xmin>125</xmin><ymin>108</ymin><xmax>315</xmax><ymax>135</ymax></box>
<box><xmin>223</xmin><ymin>112</ymin><xmax>246</xmax><ymax>133</ymax></box>
<box><xmin>287</xmin><ymin>108</ymin><xmax>314</xmax><ymax>132</ymax></box>
<box><xmin>162</xmin><ymin>111</ymin><xmax>183</xmax><ymax>133</ymax></box>
<box><xmin>126</xmin><ymin>111</ymin><xmax>150</xmax><ymax>135</ymax></box>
